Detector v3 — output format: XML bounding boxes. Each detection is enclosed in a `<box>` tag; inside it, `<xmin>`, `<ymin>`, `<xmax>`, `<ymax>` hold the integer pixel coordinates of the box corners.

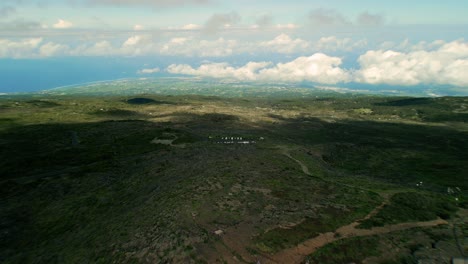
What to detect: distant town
<box><xmin>209</xmin><ymin>136</ymin><xmax>265</xmax><ymax>144</ymax></box>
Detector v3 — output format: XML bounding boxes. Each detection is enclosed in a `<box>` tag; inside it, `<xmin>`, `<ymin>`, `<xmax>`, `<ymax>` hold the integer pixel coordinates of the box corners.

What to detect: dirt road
<box><xmin>210</xmin><ymin>147</ymin><xmax>449</xmax><ymax>263</ymax></box>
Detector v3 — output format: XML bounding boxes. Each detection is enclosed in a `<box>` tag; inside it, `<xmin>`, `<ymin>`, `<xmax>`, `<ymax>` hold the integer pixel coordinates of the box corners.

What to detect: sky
<box><xmin>1</xmin><ymin>0</ymin><xmax>468</xmax><ymax>93</ymax></box>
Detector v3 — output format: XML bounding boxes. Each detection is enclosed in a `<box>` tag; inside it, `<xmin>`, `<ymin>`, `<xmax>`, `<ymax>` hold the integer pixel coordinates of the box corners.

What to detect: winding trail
<box><xmin>279</xmin><ymin>145</ymin><xmax>391</xmax><ymax>197</ymax></box>
<box><xmin>251</xmin><ymin>147</ymin><xmax>449</xmax><ymax>264</ymax></box>
<box><xmin>204</xmin><ymin>147</ymin><xmax>450</xmax><ymax>264</ymax></box>
<box><xmin>263</xmin><ymin>217</ymin><xmax>447</xmax><ymax>264</ymax></box>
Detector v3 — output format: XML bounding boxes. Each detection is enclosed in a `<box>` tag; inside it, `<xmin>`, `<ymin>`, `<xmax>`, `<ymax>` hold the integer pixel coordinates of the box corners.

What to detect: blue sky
<box><xmin>1</xmin><ymin>0</ymin><xmax>467</xmax><ymax>93</ymax></box>
<box><xmin>3</xmin><ymin>0</ymin><xmax>468</xmax><ymax>27</ymax></box>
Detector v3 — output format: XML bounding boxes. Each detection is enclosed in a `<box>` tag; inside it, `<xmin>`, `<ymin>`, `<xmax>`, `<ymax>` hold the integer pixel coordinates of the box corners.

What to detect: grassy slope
<box><xmin>0</xmin><ymin>94</ymin><xmax>467</xmax><ymax>263</ymax></box>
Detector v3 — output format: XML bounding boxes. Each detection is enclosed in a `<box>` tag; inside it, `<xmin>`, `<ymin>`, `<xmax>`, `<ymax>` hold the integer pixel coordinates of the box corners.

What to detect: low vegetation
<box><xmin>358</xmin><ymin>192</ymin><xmax>458</xmax><ymax>228</ymax></box>
<box><xmin>307</xmin><ymin>236</ymin><xmax>380</xmax><ymax>264</ymax></box>
<box><xmin>0</xmin><ymin>92</ymin><xmax>466</xmax><ymax>263</ymax></box>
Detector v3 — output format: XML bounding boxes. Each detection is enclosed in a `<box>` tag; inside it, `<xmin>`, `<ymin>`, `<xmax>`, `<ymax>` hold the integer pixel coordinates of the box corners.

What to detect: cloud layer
<box><xmin>356</xmin><ymin>41</ymin><xmax>468</xmax><ymax>86</ymax></box>
<box><xmin>138</xmin><ymin>67</ymin><xmax>160</xmax><ymax>74</ymax></box>
<box><xmin>168</xmin><ymin>40</ymin><xmax>468</xmax><ymax>87</ymax></box>
<box><xmin>0</xmin><ymin>32</ymin><xmax>467</xmax><ymax>87</ymax></box>
<box><xmin>167</xmin><ymin>54</ymin><xmax>350</xmax><ymax>84</ymax></box>
<box><xmin>309</xmin><ymin>8</ymin><xmax>385</xmax><ymax>27</ymax></box>
<box><xmin>53</xmin><ymin>19</ymin><xmax>73</xmax><ymax>29</ymax></box>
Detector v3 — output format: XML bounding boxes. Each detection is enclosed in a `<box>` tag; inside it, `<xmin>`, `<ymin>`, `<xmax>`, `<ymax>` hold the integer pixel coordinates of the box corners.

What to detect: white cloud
<box><xmin>120</xmin><ymin>35</ymin><xmax>157</xmax><ymax>56</ymax></box>
<box><xmin>77</xmin><ymin>40</ymin><xmax>117</xmax><ymax>56</ymax></box>
<box><xmin>53</xmin><ymin>19</ymin><xmax>73</xmax><ymax>29</ymax></box>
<box><xmin>39</xmin><ymin>42</ymin><xmax>69</xmax><ymax>57</ymax></box>
<box><xmin>0</xmin><ymin>38</ymin><xmax>43</xmax><ymax>58</ymax></box>
<box><xmin>160</xmin><ymin>37</ymin><xmax>237</xmax><ymax>57</ymax></box>
<box><xmin>138</xmin><ymin>67</ymin><xmax>160</xmax><ymax>74</ymax></box>
<box><xmin>355</xmin><ymin>40</ymin><xmax>468</xmax><ymax>86</ymax></box>
<box><xmin>157</xmin><ymin>34</ymin><xmax>364</xmax><ymax>57</ymax></box>
<box><xmin>259</xmin><ymin>34</ymin><xmax>309</xmax><ymax>54</ymax></box>
<box><xmin>166</xmin><ymin>40</ymin><xmax>468</xmax><ymax>87</ymax></box>
<box><xmin>123</xmin><ymin>35</ymin><xmax>143</xmax><ymax>46</ymax></box>
<box><xmin>181</xmin><ymin>23</ymin><xmax>201</xmax><ymax>30</ymax></box>
<box><xmin>276</xmin><ymin>23</ymin><xmax>299</xmax><ymax>30</ymax></box>
<box><xmin>169</xmin><ymin>37</ymin><xmax>189</xmax><ymax>44</ymax></box>
<box><xmin>438</xmin><ymin>40</ymin><xmax>468</xmax><ymax>55</ymax></box>
<box><xmin>314</xmin><ymin>36</ymin><xmax>367</xmax><ymax>52</ymax></box>
<box><xmin>167</xmin><ymin>53</ymin><xmax>350</xmax><ymax>84</ymax></box>
<box><xmin>1</xmin><ymin>35</ymin><xmax>466</xmax><ymax>87</ymax></box>
<box><xmin>0</xmin><ymin>38</ymin><xmax>70</xmax><ymax>58</ymax></box>
<box><xmin>168</xmin><ymin>61</ymin><xmax>272</xmax><ymax>80</ymax></box>
<box><xmin>258</xmin><ymin>54</ymin><xmax>350</xmax><ymax>83</ymax></box>
<box><xmin>133</xmin><ymin>24</ymin><xmax>144</xmax><ymax>31</ymax></box>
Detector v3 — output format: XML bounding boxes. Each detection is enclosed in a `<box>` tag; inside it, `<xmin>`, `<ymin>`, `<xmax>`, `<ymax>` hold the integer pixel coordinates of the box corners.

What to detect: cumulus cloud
<box><xmin>160</xmin><ymin>37</ymin><xmax>237</xmax><ymax>57</ymax></box>
<box><xmin>276</xmin><ymin>23</ymin><xmax>299</xmax><ymax>30</ymax></box>
<box><xmin>138</xmin><ymin>67</ymin><xmax>160</xmax><ymax>74</ymax></box>
<box><xmin>120</xmin><ymin>34</ymin><xmax>157</xmax><ymax>56</ymax></box>
<box><xmin>166</xmin><ymin>40</ymin><xmax>468</xmax><ymax>87</ymax></box>
<box><xmin>169</xmin><ymin>37</ymin><xmax>189</xmax><ymax>45</ymax></box>
<box><xmin>355</xmin><ymin>40</ymin><xmax>468</xmax><ymax>86</ymax></box>
<box><xmin>409</xmin><ymin>40</ymin><xmax>446</xmax><ymax>51</ymax></box>
<box><xmin>0</xmin><ymin>33</ymin><xmax>367</xmax><ymax>59</ymax></box>
<box><xmin>72</xmin><ymin>35</ymin><xmax>157</xmax><ymax>57</ymax></box>
<box><xmin>161</xmin><ymin>34</ymin><xmax>310</xmax><ymax>57</ymax></box>
<box><xmin>0</xmin><ymin>38</ymin><xmax>43</xmax><ymax>58</ymax></box>
<box><xmin>168</xmin><ymin>61</ymin><xmax>272</xmax><ymax>80</ymax></box>
<box><xmin>260</xmin><ymin>54</ymin><xmax>351</xmax><ymax>83</ymax></box>
<box><xmin>181</xmin><ymin>23</ymin><xmax>201</xmax><ymax>30</ymax></box>
<box><xmin>259</xmin><ymin>34</ymin><xmax>309</xmax><ymax>54</ymax></box>
<box><xmin>385</xmin><ymin>39</ymin><xmax>448</xmax><ymax>53</ymax></box>
<box><xmin>39</xmin><ymin>42</ymin><xmax>69</xmax><ymax>56</ymax></box>
<box><xmin>309</xmin><ymin>8</ymin><xmax>349</xmax><ymax>26</ymax></box>
<box><xmin>203</xmin><ymin>12</ymin><xmax>240</xmax><ymax>34</ymax></box>
<box><xmin>314</xmin><ymin>36</ymin><xmax>367</xmax><ymax>52</ymax></box>
<box><xmin>123</xmin><ymin>35</ymin><xmax>143</xmax><ymax>46</ymax></box>
<box><xmin>160</xmin><ymin>34</ymin><xmax>311</xmax><ymax>56</ymax></box>
<box><xmin>1</xmin><ymin>33</ymin><xmax>467</xmax><ymax>87</ymax></box>
<box><xmin>76</xmin><ymin>40</ymin><xmax>116</xmax><ymax>56</ymax></box>
<box><xmin>168</xmin><ymin>53</ymin><xmax>350</xmax><ymax>84</ymax></box>
<box><xmin>53</xmin><ymin>19</ymin><xmax>73</xmax><ymax>29</ymax></box>
<box><xmin>133</xmin><ymin>24</ymin><xmax>144</xmax><ymax>31</ymax></box>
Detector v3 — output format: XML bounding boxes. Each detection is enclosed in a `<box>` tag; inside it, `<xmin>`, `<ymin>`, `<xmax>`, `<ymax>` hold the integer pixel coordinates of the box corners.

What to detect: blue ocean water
<box><xmin>0</xmin><ymin>57</ymin><xmax>167</xmax><ymax>93</ymax></box>
<box><xmin>1</xmin><ymin>55</ymin><xmax>465</xmax><ymax>96</ymax></box>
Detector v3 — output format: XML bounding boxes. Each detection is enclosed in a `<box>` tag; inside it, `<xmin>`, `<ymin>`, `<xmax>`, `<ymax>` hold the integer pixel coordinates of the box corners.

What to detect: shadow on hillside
<box><xmin>422</xmin><ymin>113</ymin><xmax>468</xmax><ymax>122</ymax></box>
<box><xmin>25</xmin><ymin>100</ymin><xmax>61</xmax><ymax>108</ymax></box>
<box><xmin>125</xmin><ymin>97</ymin><xmax>177</xmax><ymax>105</ymax></box>
<box><xmin>151</xmin><ymin>112</ymin><xmax>240</xmax><ymax>125</ymax></box>
<box><xmin>90</xmin><ymin>109</ymin><xmax>151</xmax><ymax>119</ymax></box>
<box><xmin>1</xmin><ymin>110</ymin><xmax>467</xmax><ymax>263</ymax></box>
<box><xmin>2</xmin><ymin>110</ymin><xmax>466</xmax><ymax>186</ymax></box>
<box><xmin>374</xmin><ymin>98</ymin><xmax>432</xmax><ymax>106</ymax></box>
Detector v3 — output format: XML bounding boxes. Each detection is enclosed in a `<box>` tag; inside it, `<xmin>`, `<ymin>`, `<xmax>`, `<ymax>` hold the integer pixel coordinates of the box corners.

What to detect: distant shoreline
<box><xmin>46</xmin><ymin>78</ymin><xmax>135</xmax><ymax>91</ymax></box>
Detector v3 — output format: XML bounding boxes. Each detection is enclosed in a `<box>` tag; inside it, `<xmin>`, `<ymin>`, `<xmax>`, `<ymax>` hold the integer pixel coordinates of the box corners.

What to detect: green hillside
<box><xmin>1</xmin><ymin>93</ymin><xmax>467</xmax><ymax>263</ymax></box>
